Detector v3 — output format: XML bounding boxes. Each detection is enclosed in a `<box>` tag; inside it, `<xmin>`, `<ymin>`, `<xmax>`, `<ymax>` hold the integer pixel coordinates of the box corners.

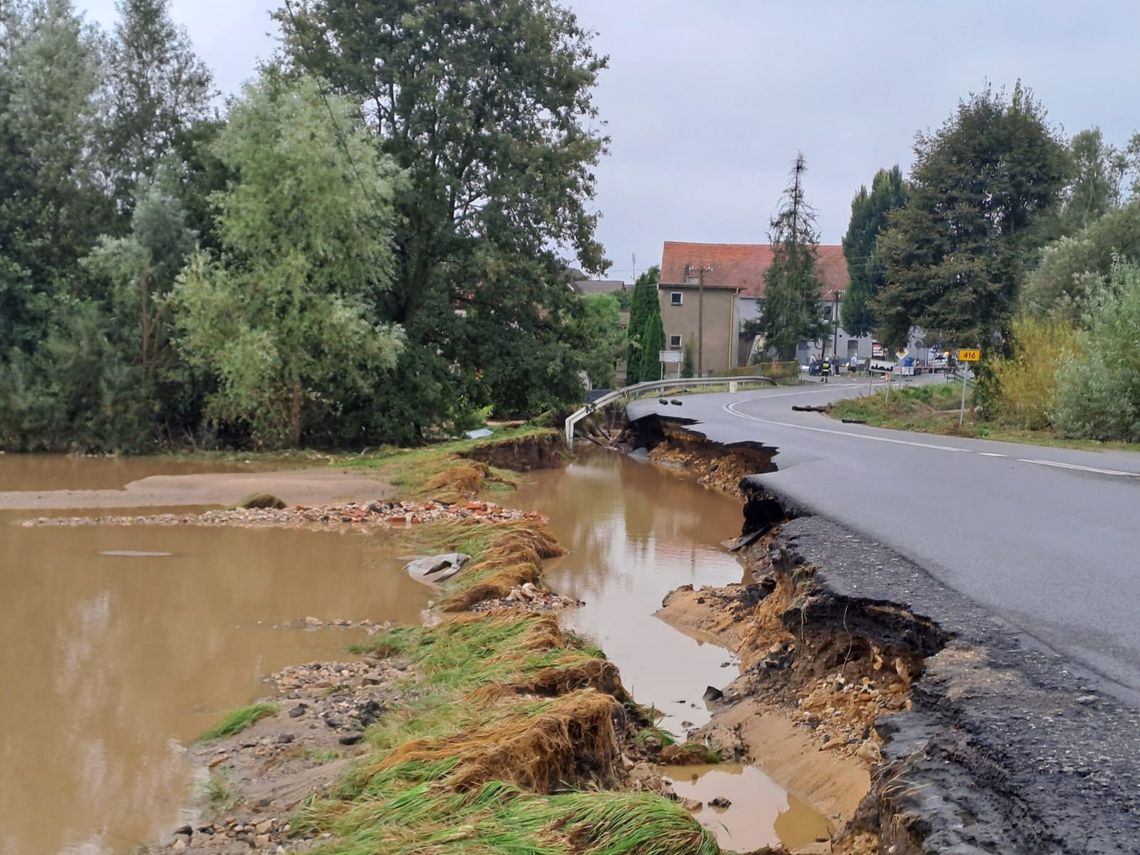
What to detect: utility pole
<box><xmin>698</xmin><ymin>266</ymin><xmax>705</xmax><ymax>377</ymax></box>
<box><xmin>832</xmin><ymin>289</ymin><xmax>840</xmax><ymax>359</ymax></box>
<box><xmin>686</xmin><ymin>263</ymin><xmax>713</xmax><ymax>377</ymax></box>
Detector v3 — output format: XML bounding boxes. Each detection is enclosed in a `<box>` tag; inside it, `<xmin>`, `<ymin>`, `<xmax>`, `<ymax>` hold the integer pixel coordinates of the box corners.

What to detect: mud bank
<box><xmin>460</xmin><ymin>431</ymin><xmax>567</xmax><ymax>471</ymax></box>
<box><xmin>629</xmin><ymin>405</ymin><xmax>1140</xmax><ymax>854</ymax></box>
<box><xmin>625</xmin><ymin>413</ymin><xmax>778</xmax><ymax>496</ymax></box>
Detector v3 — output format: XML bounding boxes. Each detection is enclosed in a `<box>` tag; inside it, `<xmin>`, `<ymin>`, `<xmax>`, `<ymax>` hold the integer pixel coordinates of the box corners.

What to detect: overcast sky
<box><xmin>80</xmin><ymin>0</ymin><xmax>1140</xmax><ymax>282</ymax></box>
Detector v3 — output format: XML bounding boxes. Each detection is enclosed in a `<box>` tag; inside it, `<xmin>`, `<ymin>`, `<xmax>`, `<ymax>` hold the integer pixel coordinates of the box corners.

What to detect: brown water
<box><xmin>510</xmin><ymin>452</ymin><xmax>832</xmax><ymax>852</ymax></box>
<box><xmin>2</xmin><ymin>452</ymin><xmax>828</xmax><ymax>855</ymax></box>
<box><xmin>510</xmin><ymin>453</ymin><xmax>746</xmax><ymax>733</ymax></box>
<box><xmin>662</xmin><ymin>764</ymin><xmax>832</xmax><ymax>852</ymax></box>
<box><xmin>0</xmin><ymin>457</ymin><xmax>430</xmax><ymax>855</ymax></box>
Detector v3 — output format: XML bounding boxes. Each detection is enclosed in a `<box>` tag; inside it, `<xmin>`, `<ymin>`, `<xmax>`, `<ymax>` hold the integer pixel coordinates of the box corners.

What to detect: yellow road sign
<box><xmin>958</xmin><ymin>348</ymin><xmax>981</xmax><ymax>362</ymax></box>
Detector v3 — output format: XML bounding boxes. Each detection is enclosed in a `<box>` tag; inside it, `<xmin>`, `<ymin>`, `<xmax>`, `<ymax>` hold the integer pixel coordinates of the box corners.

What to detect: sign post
<box><xmin>956</xmin><ymin>348</ymin><xmax>981</xmax><ymax>426</ymax></box>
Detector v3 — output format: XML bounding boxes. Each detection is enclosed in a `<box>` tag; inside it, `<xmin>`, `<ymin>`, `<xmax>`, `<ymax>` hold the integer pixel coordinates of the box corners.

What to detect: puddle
<box><xmin>507</xmin><ymin>451</ymin><xmax>746</xmax><ymax>733</ymax></box>
<box><xmin>662</xmin><ymin>764</ymin><xmax>833</xmax><ymax>852</ymax></box>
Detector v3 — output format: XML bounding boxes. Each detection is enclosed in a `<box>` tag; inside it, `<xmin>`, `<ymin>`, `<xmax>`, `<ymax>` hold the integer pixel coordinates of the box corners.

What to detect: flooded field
<box><xmin>1</xmin><ymin>451</ymin><xmax>828</xmax><ymax>854</ymax></box>
<box><xmin>0</xmin><ymin>457</ymin><xmax>428</xmax><ymax>855</ymax></box>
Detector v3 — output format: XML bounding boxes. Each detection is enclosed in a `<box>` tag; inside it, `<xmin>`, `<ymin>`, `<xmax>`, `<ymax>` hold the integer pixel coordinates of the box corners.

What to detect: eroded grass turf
<box><xmin>200</xmin><ymin>702</ymin><xmax>278</xmax><ymax>740</ymax></box>
<box><xmin>338</xmin><ymin>426</ymin><xmax>558</xmax><ymax>500</ymax></box>
<box><xmin>298</xmin><ymin>611</ymin><xmax>718</xmax><ymax>854</ymax></box>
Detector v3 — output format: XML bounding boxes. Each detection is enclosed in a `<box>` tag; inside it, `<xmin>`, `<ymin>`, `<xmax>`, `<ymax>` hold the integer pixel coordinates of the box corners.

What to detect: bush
<box><xmin>990</xmin><ymin>315</ymin><xmax>1078</xmax><ymax>430</ymax></box>
<box><xmin>1052</xmin><ymin>260</ymin><xmax>1140</xmax><ymax>441</ymax></box>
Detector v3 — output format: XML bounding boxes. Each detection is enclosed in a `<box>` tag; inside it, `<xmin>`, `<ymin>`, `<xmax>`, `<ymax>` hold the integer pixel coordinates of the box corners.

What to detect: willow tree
<box><xmin>171</xmin><ymin>73</ymin><xmax>403</xmax><ymax>447</ymax></box>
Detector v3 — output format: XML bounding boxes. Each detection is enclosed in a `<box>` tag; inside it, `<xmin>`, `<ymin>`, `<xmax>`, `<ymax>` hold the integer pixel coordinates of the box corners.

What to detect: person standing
<box><xmin>820</xmin><ymin>354</ymin><xmax>831</xmax><ymax>383</ymax></box>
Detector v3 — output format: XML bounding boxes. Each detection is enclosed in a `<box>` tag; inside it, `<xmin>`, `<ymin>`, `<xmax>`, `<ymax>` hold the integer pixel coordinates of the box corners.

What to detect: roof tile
<box><xmin>660</xmin><ymin>241</ymin><xmax>849</xmax><ymax>298</ymax></box>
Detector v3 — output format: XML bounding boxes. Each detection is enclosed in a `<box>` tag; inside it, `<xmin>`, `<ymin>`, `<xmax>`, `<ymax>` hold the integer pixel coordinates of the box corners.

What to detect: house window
<box><xmin>670</xmin><ymin>292</ymin><xmax>683</xmax><ymax>306</ymax></box>
<box><xmin>669</xmin><ymin>335</ymin><xmax>683</xmax><ymax>349</ymax></box>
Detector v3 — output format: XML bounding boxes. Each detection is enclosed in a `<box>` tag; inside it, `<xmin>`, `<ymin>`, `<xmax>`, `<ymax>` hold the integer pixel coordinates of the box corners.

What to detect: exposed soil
<box><xmin>461</xmin><ymin>432</ymin><xmax>568</xmax><ymax>471</ymax></box>
<box><xmin>626</xmin><ymin>415</ymin><xmax>778</xmax><ymax>497</ymax></box>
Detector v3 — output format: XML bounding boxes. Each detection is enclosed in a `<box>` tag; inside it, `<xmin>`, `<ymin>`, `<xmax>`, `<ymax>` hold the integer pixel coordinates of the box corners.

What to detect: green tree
<box><xmin>681</xmin><ymin>342</ymin><xmax>694</xmax><ymax>378</ymax></box>
<box><xmin>101</xmin><ymin>0</ymin><xmax>214</xmax><ymax>210</ymax></box>
<box><xmin>170</xmin><ymin>74</ymin><xmax>404</xmax><ymax>447</ymax></box>
<box><xmin>573</xmin><ymin>293</ymin><xmax>623</xmax><ymax>389</ymax></box>
<box><xmin>625</xmin><ymin>265</ymin><xmax>659</xmax><ymax>383</ymax></box>
<box><xmin>0</xmin><ymin>0</ymin><xmax>111</xmax><ymax>319</ymax></box>
<box><xmin>840</xmin><ymin>165</ymin><xmax>906</xmax><ymax>337</ymax></box>
<box><xmin>1056</xmin><ymin>128</ymin><xmax>1140</xmax><ymax>235</ymax></box>
<box><xmin>637</xmin><ymin>301</ymin><xmax>666</xmax><ymax>382</ymax></box>
<box><xmin>876</xmin><ymin>84</ymin><xmax>1067</xmax><ymax>350</ymax></box>
<box><xmin>1052</xmin><ymin>259</ymin><xmax>1140</xmax><ymax>440</ymax></box>
<box><xmin>759</xmin><ymin>153</ymin><xmax>827</xmax><ymax>360</ymax></box>
<box><xmin>1022</xmin><ymin>200</ymin><xmax>1140</xmax><ymax>323</ymax></box>
<box><xmin>278</xmin><ymin>0</ymin><xmax>609</xmax><ymax>428</ymax></box>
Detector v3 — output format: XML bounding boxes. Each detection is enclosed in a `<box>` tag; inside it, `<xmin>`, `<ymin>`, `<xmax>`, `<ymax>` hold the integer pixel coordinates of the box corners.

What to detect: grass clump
<box><xmin>300</xmin><ymin>612</ymin><xmax>719</xmax><ymax>854</ymax></box>
<box><xmin>439</xmin><ymin>522</ymin><xmax>564</xmax><ymax>612</ymax></box>
<box><xmin>200</xmin><ymin>702</ymin><xmax>278</xmax><ymax>740</ymax></box>
<box><xmin>201</xmin><ymin>771</ymin><xmax>241</xmax><ymax>811</ymax></box>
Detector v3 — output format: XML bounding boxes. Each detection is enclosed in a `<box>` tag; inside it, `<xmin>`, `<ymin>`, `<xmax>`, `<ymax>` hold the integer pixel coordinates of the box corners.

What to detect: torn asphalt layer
<box><xmin>769</xmin><ymin>509</ymin><xmax>1140</xmax><ymax>854</ymax></box>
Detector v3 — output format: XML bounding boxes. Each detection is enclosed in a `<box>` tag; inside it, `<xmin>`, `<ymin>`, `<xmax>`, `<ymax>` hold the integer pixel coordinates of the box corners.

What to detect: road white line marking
<box><xmin>723</xmin><ymin>401</ymin><xmax>970</xmax><ymax>453</ymax></box>
<box><xmin>721</xmin><ymin>397</ymin><xmax>1140</xmax><ymax>477</ymax></box>
<box><xmin>1018</xmin><ymin>458</ymin><xmax>1140</xmax><ymax>479</ymax></box>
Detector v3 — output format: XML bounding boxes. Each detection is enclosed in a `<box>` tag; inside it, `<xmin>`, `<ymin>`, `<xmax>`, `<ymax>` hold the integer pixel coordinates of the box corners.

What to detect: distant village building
<box><xmin>657</xmin><ymin>241</ymin><xmax>873</xmax><ymax>374</ymax></box>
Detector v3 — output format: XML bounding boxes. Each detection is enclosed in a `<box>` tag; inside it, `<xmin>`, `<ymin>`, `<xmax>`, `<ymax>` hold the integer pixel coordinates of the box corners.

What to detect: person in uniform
<box><xmin>820</xmin><ymin>354</ymin><xmax>831</xmax><ymax>383</ymax></box>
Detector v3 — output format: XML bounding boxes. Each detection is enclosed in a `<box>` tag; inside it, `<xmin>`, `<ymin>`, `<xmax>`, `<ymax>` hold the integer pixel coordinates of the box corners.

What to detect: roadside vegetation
<box><xmin>831</xmin><ymin>381</ymin><xmax>1136</xmax><ymax>451</ymax></box>
<box><xmin>838</xmin><ymin>89</ymin><xmax>1140</xmax><ymax>446</ymax></box>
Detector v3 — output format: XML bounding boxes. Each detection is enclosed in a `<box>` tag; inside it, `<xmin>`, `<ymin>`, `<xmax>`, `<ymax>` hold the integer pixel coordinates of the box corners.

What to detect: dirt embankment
<box><xmin>461</xmin><ymin>431</ymin><xmax>567</xmax><ymax>471</ymax></box>
<box><xmin>656</xmin><ymin>488</ymin><xmax>952</xmax><ymax>854</ymax></box>
<box><xmin>628</xmin><ymin>414</ymin><xmax>778</xmax><ymax>496</ymax></box>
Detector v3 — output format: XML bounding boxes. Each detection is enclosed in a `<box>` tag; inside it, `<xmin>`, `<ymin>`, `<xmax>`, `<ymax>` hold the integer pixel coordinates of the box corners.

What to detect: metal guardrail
<box><xmin>564</xmin><ymin>376</ymin><xmax>776</xmax><ymax>443</ymax></box>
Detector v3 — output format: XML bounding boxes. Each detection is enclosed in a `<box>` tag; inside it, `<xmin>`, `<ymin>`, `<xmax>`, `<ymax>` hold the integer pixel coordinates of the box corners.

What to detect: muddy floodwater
<box><xmin>510</xmin><ymin>452</ymin><xmax>832</xmax><ymax>851</ymax></box>
<box><xmin>0</xmin><ymin>456</ymin><xmax>429</xmax><ymax>855</ymax></box>
<box><xmin>2</xmin><ymin>451</ymin><xmax>827</xmax><ymax>855</ymax></box>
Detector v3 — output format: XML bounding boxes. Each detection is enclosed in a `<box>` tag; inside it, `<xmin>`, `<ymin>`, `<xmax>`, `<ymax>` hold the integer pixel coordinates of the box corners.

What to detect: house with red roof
<box><xmin>657</xmin><ymin>241</ymin><xmax>871</xmax><ymax>375</ymax></box>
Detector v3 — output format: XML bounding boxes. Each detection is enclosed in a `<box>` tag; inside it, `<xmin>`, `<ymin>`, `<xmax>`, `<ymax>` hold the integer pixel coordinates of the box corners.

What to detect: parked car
<box><xmin>929</xmin><ymin>352</ymin><xmax>949</xmax><ymax>371</ymax></box>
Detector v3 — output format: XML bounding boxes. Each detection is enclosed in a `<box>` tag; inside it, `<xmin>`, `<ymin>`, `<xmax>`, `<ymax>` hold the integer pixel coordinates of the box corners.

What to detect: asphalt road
<box><xmin>628</xmin><ymin>377</ymin><xmax>1140</xmax><ymax>701</ymax></box>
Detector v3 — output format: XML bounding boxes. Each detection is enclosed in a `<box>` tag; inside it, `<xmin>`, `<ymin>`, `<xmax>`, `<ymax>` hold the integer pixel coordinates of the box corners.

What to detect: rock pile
<box><xmin>20</xmin><ymin>500</ymin><xmax>545</xmax><ymax>531</ymax></box>
<box><xmin>469</xmin><ymin>581</ymin><xmax>581</xmax><ymax>613</ymax></box>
